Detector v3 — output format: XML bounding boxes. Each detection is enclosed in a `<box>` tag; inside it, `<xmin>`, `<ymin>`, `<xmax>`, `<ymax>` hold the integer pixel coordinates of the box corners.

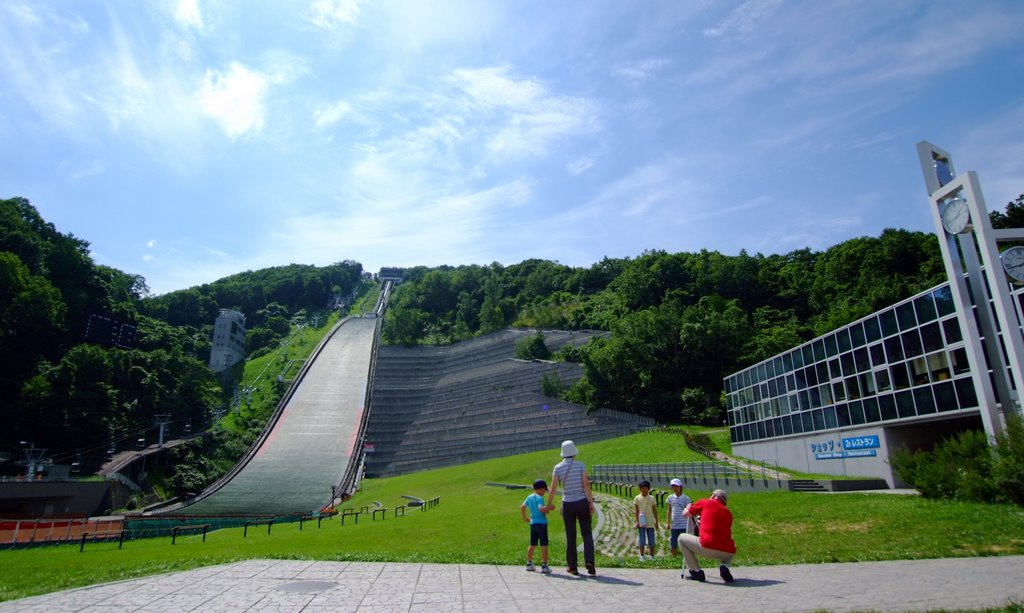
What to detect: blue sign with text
<box><xmin>810</xmin><ymin>435</ymin><xmax>881</xmax><ymax>460</ymax></box>
<box><xmin>842</xmin><ymin>435</ymin><xmax>880</xmax><ymax>450</ymax></box>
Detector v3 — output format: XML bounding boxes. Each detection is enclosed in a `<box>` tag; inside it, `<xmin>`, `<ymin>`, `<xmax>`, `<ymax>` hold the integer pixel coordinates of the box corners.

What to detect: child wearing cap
<box><xmin>520</xmin><ymin>479</ymin><xmax>553</xmax><ymax>573</ymax></box>
<box><xmin>633</xmin><ymin>479</ymin><xmax>659</xmax><ymax>561</ymax></box>
<box><xmin>665</xmin><ymin>478</ymin><xmax>691</xmax><ymax>557</ymax></box>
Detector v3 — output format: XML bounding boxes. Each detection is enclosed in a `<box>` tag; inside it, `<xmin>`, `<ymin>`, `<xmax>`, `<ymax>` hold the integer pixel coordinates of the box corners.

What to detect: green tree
<box><xmin>516</xmin><ymin>332</ymin><xmax>551</xmax><ymax>360</ymax></box>
<box><xmin>989</xmin><ymin>194</ymin><xmax>1024</xmax><ymax>229</ymax></box>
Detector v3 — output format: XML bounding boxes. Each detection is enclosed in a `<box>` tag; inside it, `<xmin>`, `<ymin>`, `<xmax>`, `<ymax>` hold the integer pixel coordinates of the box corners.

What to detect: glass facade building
<box><xmin>722</xmin><ymin>271</ymin><xmax>1024</xmax><ymax>486</ymax></box>
<box><xmin>723</xmin><ymin>283</ymin><xmax>985</xmax><ymax>446</ymax></box>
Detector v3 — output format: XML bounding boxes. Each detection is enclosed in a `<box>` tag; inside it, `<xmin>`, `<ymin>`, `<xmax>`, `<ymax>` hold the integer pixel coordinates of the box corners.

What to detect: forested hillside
<box><xmin>381</xmin><ymin>194</ymin><xmax>1024</xmax><ymax>425</ymax></box>
<box><xmin>0</xmin><ymin>197</ymin><xmax>362</xmax><ymax>474</ymax></box>
<box><xmin>3</xmin><ymin>193</ymin><xmax>1021</xmax><ymax>478</ymax></box>
<box><xmin>382</xmin><ymin>234</ymin><xmax>947</xmax><ymax>423</ymax></box>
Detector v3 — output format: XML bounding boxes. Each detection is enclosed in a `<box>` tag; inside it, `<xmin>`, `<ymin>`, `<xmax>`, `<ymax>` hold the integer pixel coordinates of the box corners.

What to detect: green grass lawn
<box><xmin>2</xmin><ymin>430</ymin><xmax>1024</xmax><ymax>602</ymax></box>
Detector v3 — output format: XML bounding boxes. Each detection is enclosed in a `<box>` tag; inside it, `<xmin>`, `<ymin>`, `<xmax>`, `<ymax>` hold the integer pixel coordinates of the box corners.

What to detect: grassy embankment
<box><xmin>2</xmin><ymin>428</ymin><xmax>1023</xmax><ymax>601</ymax></box>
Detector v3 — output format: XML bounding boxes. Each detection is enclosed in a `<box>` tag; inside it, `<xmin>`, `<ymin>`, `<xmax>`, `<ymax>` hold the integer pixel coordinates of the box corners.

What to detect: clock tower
<box><xmin>917</xmin><ymin>141</ymin><xmax>1024</xmax><ymax>436</ymax></box>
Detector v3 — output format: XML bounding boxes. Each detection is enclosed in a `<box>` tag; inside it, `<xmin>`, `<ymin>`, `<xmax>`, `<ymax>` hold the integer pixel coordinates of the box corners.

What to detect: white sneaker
<box><xmin>638</xmin><ymin>554</ymin><xmax>646</xmax><ymax>562</ymax></box>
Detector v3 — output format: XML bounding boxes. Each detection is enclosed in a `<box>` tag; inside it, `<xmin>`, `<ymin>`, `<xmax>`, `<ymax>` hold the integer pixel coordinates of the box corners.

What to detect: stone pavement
<box><xmin>1</xmin><ymin>556</ymin><xmax>1022</xmax><ymax>612</ymax></box>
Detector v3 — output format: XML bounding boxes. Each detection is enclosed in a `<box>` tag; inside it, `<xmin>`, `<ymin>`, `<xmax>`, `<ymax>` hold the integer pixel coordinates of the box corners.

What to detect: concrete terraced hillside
<box><xmin>363</xmin><ymin>329</ymin><xmax>655</xmax><ymax>477</ymax></box>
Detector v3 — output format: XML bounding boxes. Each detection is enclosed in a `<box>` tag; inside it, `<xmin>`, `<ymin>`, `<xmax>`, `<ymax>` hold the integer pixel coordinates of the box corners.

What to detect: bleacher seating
<box><xmin>363</xmin><ymin>329</ymin><xmax>655</xmax><ymax>477</ymax></box>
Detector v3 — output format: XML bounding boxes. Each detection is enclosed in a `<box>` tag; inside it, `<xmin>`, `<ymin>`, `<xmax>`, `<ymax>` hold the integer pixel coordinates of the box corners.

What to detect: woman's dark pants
<box><xmin>562</xmin><ymin>499</ymin><xmax>594</xmax><ymax>569</ymax></box>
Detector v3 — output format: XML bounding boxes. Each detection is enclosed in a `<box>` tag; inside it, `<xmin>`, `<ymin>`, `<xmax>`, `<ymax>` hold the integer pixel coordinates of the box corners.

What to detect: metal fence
<box><xmin>592</xmin><ymin>461</ymin><xmax>786</xmax><ymax>494</ymax></box>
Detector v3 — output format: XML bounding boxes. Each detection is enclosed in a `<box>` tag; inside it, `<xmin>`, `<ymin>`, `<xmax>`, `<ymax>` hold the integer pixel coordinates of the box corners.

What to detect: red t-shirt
<box><xmin>688</xmin><ymin>497</ymin><xmax>736</xmax><ymax>553</ymax></box>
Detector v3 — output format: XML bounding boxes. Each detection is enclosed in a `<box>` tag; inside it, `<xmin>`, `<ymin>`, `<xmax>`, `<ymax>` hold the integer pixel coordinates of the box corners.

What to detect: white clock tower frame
<box><xmin>917</xmin><ymin>141</ymin><xmax>1024</xmax><ymax>437</ymax></box>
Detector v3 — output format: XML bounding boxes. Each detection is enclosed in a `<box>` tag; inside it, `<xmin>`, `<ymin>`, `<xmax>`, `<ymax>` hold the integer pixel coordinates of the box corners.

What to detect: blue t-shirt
<box><xmin>523</xmin><ymin>492</ymin><xmax>547</xmax><ymax>524</ymax></box>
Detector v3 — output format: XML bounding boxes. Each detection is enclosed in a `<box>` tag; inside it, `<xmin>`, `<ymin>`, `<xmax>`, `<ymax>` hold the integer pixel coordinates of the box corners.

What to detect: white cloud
<box><xmin>449</xmin><ymin>66</ymin><xmax>545</xmax><ymax>109</ymax></box>
<box><xmin>173</xmin><ymin>0</ymin><xmax>204</xmax><ymax>31</ymax></box>
<box><xmin>197</xmin><ymin>62</ymin><xmax>268</xmax><ymax>139</ymax></box>
<box><xmin>567</xmin><ymin>155</ymin><xmax>595</xmax><ymax>175</ymax></box>
<box><xmin>702</xmin><ymin>0</ymin><xmax>784</xmax><ymax>38</ymax></box>
<box><xmin>59</xmin><ymin>158</ymin><xmax>105</xmax><ymax>181</ymax></box>
<box><xmin>307</xmin><ymin>0</ymin><xmax>361</xmax><ymax>32</ymax></box>
<box><xmin>446</xmin><ymin>66</ymin><xmax>600</xmax><ymax>159</ymax></box>
<box><xmin>611</xmin><ymin>57</ymin><xmax>670</xmax><ymax>82</ymax></box>
<box><xmin>314</xmin><ymin>99</ymin><xmax>353</xmax><ymax>128</ymax></box>
<box><xmin>261</xmin><ymin>177</ymin><xmax>535</xmax><ymax>271</ymax></box>
<box><xmin>147</xmin><ymin>240</ymin><xmax>157</xmax><ymax>248</ymax></box>
<box><xmin>577</xmin><ymin>158</ymin><xmax>694</xmax><ymax>221</ymax></box>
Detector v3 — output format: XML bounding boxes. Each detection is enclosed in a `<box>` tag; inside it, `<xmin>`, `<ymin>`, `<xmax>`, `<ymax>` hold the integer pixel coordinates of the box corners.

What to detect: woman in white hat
<box><xmin>545</xmin><ymin>440</ymin><xmax>596</xmax><ymax>575</ymax></box>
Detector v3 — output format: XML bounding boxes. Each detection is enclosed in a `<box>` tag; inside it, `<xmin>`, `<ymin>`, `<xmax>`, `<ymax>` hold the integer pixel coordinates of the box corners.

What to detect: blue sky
<box><xmin>2</xmin><ymin>1</ymin><xmax>1024</xmax><ymax>295</ymax></box>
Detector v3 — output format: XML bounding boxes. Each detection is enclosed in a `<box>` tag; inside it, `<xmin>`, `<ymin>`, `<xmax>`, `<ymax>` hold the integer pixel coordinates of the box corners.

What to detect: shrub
<box><xmin>540</xmin><ymin>373</ymin><xmax>566</xmax><ymax>398</ymax></box>
<box><xmin>891</xmin><ymin>429</ymin><xmax>998</xmax><ymax>502</ymax></box>
<box><xmin>515</xmin><ymin>332</ymin><xmax>551</xmax><ymax>360</ymax></box>
<box><xmin>994</xmin><ymin>415</ymin><xmax>1024</xmax><ymax>506</ymax></box>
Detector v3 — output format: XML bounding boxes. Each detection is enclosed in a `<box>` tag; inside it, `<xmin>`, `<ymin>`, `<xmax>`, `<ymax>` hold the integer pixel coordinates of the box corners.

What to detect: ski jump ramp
<box><xmin>174</xmin><ymin>297</ymin><xmax>386</xmax><ymax>517</ymax></box>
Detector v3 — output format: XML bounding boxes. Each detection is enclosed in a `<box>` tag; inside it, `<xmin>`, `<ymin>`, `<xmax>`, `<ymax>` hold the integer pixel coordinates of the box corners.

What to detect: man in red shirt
<box><xmin>679</xmin><ymin>489</ymin><xmax>736</xmax><ymax>583</ymax></box>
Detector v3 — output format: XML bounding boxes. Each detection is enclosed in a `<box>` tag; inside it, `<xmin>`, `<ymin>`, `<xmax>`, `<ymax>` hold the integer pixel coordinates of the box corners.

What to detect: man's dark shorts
<box><xmin>530</xmin><ymin>523</ymin><xmax>549</xmax><ymax>546</ymax></box>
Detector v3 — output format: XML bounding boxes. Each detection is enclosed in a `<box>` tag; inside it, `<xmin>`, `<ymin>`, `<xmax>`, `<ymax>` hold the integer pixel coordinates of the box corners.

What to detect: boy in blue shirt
<box><xmin>520</xmin><ymin>479</ymin><xmax>553</xmax><ymax>573</ymax></box>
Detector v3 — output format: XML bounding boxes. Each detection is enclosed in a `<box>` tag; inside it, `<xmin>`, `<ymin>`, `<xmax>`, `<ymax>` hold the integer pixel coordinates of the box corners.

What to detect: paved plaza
<box><xmin>1</xmin><ymin>555</ymin><xmax>1021</xmax><ymax>612</ymax></box>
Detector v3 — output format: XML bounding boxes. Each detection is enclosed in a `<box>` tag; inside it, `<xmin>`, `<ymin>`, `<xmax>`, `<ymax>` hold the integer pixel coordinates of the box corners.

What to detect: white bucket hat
<box><xmin>560</xmin><ymin>440</ymin><xmax>579</xmax><ymax>458</ymax></box>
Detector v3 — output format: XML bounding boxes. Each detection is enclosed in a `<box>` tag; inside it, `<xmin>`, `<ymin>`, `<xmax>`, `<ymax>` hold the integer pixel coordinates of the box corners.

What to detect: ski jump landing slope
<box><xmin>178</xmin><ymin>316</ymin><xmax>379</xmax><ymax>516</ymax></box>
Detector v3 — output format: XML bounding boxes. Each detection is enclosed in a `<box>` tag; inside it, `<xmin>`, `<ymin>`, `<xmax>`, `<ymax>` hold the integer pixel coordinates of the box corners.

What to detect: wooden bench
<box><xmin>171</xmin><ymin>524</ymin><xmax>211</xmax><ymax>545</ymax></box>
<box><xmin>79</xmin><ymin>529</ymin><xmax>125</xmax><ymax>552</ymax></box>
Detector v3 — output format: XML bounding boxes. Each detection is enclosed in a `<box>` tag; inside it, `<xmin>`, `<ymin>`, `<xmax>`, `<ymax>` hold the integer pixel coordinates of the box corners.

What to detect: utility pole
<box><xmin>154</xmin><ymin>414</ymin><xmax>172</xmax><ymax>447</ymax></box>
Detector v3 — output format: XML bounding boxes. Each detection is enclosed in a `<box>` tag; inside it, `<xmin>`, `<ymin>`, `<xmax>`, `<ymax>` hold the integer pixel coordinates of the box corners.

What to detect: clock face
<box><xmin>1001</xmin><ymin>246</ymin><xmax>1024</xmax><ymax>284</ymax></box>
<box><xmin>941</xmin><ymin>198</ymin><xmax>971</xmax><ymax>234</ymax></box>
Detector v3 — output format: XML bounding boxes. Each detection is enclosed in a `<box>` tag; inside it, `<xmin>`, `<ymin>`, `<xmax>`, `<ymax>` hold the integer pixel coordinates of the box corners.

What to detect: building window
<box><xmin>869</xmin><ymin>342</ymin><xmax>885</xmax><ymax>366</ymax></box>
<box><xmin>864</xmin><ymin>316</ymin><xmax>883</xmax><ymax>342</ymax></box>
<box><xmin>896</xmin><ymin>302</ymin><xmax>917</xmax><ymax>330</ymax></box>
<box><xmin>910</xmin><ymin>357</ymin><xmax>930</xmax><ymax>386</ymax></box>
<box><xmin>849</xmin><ymin>400</ymin><xmax>866</xmax><ymax>425</ymax></box>
<box><xmin>933</xmin><ymin>286</ymin><xmax>955</xmax><ymax>316</ymax></box>
<box><xmin>875</xmin><ymin>368</ymin><xmax>892</xmax><ymax>392</ymax></box>
<box><xmin>896</xmin><ymin>390</ymin><xmax>916</xmax><ymax>418</ymax></box>
<box><xmin>902</xmin><ymin>330</ymin><xmax>924</xmax><ymax>358</ymax></box>
<box><xmin>950</xmin><ymin>347</ymin><xmax>970</xmax><ymax>375</ymax></box>
<box><xmin>954</xmin><ymin>377</ymin><xmax>979</xmax><ymax>408</ymax></box>
<box><xmin>863</xmin><ymin>397</ymin><xmax>881</xmax><ymax>423</ymax></box>
<box><xmin>914</xmin><ymin>386</ymin><xmax>937</xmax><ymax>414</ymax></box>
<box><xmin>880</xmin><ymin>309</ymin><xmax>899</xmax><ymax>337</ymax></box>
<box><xmin>885</xmin><ymin>336</ymin><xmax>904</xmax><ymax>362</ymax></box>
<box><xmin>921</xmin><ymin>322</ymin><xmax>943</xmax><ymax>352</ymax></box>
<box><xmin>934</xmin><ymin>381</ymin><xmax>957</xmax><ymax>412</ymax></box>
<box><xmin>927</xmin><ymin>351</ymin><xmax>951</xmax><ymax>381</ymax></box>
<box><xmin>914</xmin><ymin>294</ymin><xmax>938</xmax><ymax>324</ymax></box>
<box><xmin>837</xmin><ymin>328</ymin><xmax>852</xmax><ymax>352</ymax></box>
<box><xmin>891</xmin><ymin>363</ymin><xmax>912</xmax><ymax>390</ymax></box>
<box><xmin>837</xmin><ymin>403</ymin><xmax>851</xmax><ymax>426</ymax></box>
<box><xmin>840</xmin><ymin>352</ymin><xmax>855</xmax><ymax>376</ymax></box>
<box><xmin>943</xmin><ymin>318</ymin><xmax>963</xmax><ymax>344</ymax></box>
<box><xmin>880</xmin><ymin>394</ymin><xmax>898</xmax><ymax>420</ymax></box>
